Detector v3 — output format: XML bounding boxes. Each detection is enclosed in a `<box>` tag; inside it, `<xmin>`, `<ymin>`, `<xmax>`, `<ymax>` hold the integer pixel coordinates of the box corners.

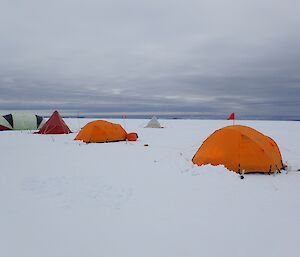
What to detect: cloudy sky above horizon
<box><xmin>0</xmin><ymin>0</ymin><xmax>299</xmax><ymax>119</ymax></box>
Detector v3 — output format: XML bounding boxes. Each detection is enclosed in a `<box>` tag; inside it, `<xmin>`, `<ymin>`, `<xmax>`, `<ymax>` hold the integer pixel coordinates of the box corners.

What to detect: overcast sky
<box><xmin>0</xmin><ymin>0</ymin><xmax>299</xmax><ymax>119</ymax></box>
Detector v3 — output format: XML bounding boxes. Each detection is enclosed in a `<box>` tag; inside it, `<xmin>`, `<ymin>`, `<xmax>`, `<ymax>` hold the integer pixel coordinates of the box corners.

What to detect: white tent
<box><xmin>145</xmin><ymin>116</ymin><xmax>162</xmax><ymax>128</ymax></box>
<box><xmin>0</xmin><ymin>113</ymin><xmax>45</xmax><ymax>131</ymax></box>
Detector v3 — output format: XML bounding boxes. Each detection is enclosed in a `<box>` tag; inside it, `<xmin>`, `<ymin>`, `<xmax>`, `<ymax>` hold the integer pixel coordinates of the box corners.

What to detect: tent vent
<box><xmin>3</xmin><ymin>114</ymin><xmax>13</xmax><ymax>127</ymax></box>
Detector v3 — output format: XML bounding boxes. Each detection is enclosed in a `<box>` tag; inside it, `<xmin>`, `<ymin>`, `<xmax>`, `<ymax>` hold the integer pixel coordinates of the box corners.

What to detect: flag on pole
<box><xmin>227</xmin><ymin>113</ymin><xmax>235</xmax><ymax>120</ymax></box>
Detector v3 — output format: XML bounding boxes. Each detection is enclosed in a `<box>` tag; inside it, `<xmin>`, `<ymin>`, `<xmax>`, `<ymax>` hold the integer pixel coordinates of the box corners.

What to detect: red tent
<box><xmin>36</xmin><ymin>111</ymin><xmax>71</xmax><ymax>134</ymax></box>
<box><xmin>0</xmin><ymin>125</ymin><xmax>11</xmax><ymax>131</ymax></box>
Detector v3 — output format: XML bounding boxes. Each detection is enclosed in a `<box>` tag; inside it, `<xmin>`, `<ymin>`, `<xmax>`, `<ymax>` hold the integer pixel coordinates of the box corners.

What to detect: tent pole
<box><xmin>77</xmin><ymin>111</ymin><xmax>81</xmax><ymax>132</ymax></box>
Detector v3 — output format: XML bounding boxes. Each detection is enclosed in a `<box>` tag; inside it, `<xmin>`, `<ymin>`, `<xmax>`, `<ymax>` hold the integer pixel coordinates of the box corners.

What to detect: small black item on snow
<box><xmin>240</xmin><ymin>169</ymin><xmax>245</xmax><ymax>179</ymax></box>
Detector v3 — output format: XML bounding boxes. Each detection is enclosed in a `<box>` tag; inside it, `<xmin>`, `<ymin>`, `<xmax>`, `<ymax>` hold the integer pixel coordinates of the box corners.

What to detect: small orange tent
<box><xmin>192</xmin><ymin>125</ymin><xmax>283</xmax><ymax>173</ymax></box>
<box><xmin>126</xmin><ymin>132</ymin><xmax>138</xmax><ymax>141</ymax></box>
<box><xmin>74</xmin><ymin>120</ymin><xmax>127</xmax><ymax>143</ymax></box>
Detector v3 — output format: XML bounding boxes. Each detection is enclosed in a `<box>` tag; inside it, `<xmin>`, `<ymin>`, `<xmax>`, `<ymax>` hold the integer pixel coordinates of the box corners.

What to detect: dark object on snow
<box><xmin>240</xmin><ymin>175</ymin><xmax>244</xmax><ymax>179</ymax></box>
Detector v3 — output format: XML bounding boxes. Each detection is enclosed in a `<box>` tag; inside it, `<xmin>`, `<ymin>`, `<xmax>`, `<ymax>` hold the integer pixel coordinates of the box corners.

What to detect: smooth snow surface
<box><xmin>1</xmin><ymin>119</ymin><xmax>300</xmax><ymax>257</ymax></box>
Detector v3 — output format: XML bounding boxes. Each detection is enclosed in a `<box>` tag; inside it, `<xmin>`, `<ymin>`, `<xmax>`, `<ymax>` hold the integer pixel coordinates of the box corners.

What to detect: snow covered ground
<box><xmin>1</xmin><ymin>118</ymin><xmax>300</xmax><ymax>257</ymax></box>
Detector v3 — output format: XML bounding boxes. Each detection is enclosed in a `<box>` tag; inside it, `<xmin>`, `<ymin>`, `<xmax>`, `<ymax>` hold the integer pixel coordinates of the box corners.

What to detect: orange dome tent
<box><xmin>192</xmin><ymin>125</ymin><xmax>283</xmax><ymax>174</ymax></box>
<box><xmin>74</xmin><ymin>120</ymin><xmax>127</xmax><ymax>143</ymax></box>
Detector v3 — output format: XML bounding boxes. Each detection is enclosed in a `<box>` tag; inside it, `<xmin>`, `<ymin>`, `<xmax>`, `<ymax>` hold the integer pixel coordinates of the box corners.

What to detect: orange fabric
<box><xmin>74</xmin><ymin>120</ymin><xmax>127</xmax><ymax>143</ymax></box>
<box><xmin>126</xmin><ymin>132</ymin><xmax>138</xmax><ymax>141</ymax></box>
<box><xmin>192</xmin><ymin>125</ymin><xmax>283</xmax><ymax>173</ymax></box>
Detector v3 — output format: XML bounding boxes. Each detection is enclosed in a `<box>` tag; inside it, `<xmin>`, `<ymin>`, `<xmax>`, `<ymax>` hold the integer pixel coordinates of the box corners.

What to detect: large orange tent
<box><xmin>74</xmin><ymin>120</ymin><xmax>127</xmax><ymax>143</ymax></box>
<box><xmin>192</xmin><ymin>125</ymin><xmax>283</xmax><ymax>173</ymax></box>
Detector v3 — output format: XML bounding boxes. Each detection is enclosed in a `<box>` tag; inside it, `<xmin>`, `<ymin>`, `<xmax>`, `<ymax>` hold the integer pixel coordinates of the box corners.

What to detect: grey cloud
<box><xmin>0</xmin><ymin>0</ymin><xmax>299</xmax><ymax>119</ymax></box>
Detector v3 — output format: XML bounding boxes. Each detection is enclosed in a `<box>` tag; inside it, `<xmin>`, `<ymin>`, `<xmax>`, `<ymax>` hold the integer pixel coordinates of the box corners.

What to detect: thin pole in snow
<box><xmin>122</xmin><ymin>113</ymin><xmax>128</xmax><ymax>144</ymax></box>
<box><xmin>122</xmin><ymin>113</ymin><xmax>127</xmax><ymax>129</ymax></box>
<box><xmin>77</xmin><ymin>111</ymin><xmax>81</xmax><ymax>132</ymax></box>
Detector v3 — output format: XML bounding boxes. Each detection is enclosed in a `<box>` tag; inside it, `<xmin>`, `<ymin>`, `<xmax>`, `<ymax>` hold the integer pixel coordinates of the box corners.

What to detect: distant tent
<box><xmin>36</xmin><ymin>111</ymin><xmax>71</xmax><ymax>134</ymax></box>
<box><xmin>192</xmin><ymin>125</ymin><xmax>283</xmax><ymax>174</ymax></box>
<box><xmin>145</xmin><ymin>116</ymin><xmax>162</xmax><ymax>128</ymax></box>
<box><xmin>74</xmin><ymin>120</ymin><xmax>127</xmax><ymax>143</ymax></box>
<box><xmin>0</xmin><ymin>113</ymin><xmax>44</xmax><ymax>131</ymax></box>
